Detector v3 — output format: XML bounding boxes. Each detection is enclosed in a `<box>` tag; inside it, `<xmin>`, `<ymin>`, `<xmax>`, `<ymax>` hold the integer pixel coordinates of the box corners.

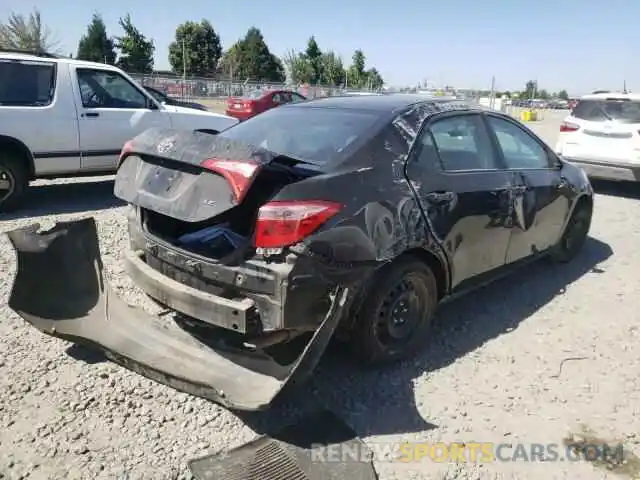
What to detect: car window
<box><xmin>76</xmin><ymin>69</ymin><xmax>147</xmax><ymax>109</ymax></box>
<box><xmin>290</xmin><ymin>93</ymin><xmax>306</xmax><ymax>103</ymax></box>
<box><xmin>425</xmin><ymin>114</ymin><xmax>500</xmax><ymax>171</ymax></box>
<box><xmin>272</xmin><ymin>93</ymin><xmax>282</xmax><ymax>104</ymax></box>
<box><xmin>0</xmin><ymin>60</ymin><xmax>56</xmax><ymax>106</ymax></box>
<box><xmin>572</xmin><ymin>99</ymin><xmax>640</xmax><ymax>123</ymax></box>
<box><xmin>217</xmin><ymin>106</ymin><xmax>380</xmax><ymax>165</ymax></box>
<box><xmin>486</xmin><ymin>116</ymin><xmax>550</xmax><ymax>169</ymax></box>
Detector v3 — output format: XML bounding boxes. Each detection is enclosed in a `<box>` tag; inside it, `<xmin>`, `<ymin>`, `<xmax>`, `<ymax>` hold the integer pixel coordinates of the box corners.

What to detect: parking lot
<box><xmin>1</xmin><ymin>108</ymin><xmax>640</xmax><ymax>479</ymax></box>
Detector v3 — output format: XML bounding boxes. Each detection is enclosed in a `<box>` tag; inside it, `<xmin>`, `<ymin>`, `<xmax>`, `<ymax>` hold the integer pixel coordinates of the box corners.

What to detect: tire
<box><xmin>0</xmin><ymin>154</ymin><xmax>29</xmax><ymax>213</ymax></box>
<box><xmin>350</xmin><ymin>256</ymin><xmax>438</xmax><ymax>365</ymax></box>
<box><xmin>549</xmin><ymin>201</ymin><xmax>592</xmax><ymax>263</ymax></box>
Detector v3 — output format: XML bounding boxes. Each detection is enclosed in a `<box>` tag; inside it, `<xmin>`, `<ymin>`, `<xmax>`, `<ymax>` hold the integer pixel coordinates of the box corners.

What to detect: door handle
<box><xmin>82</xmin><ymin>112</ymin><xmax>100</xmax><ymax>118</ymax></box>
<box><xmin>424</xmin><ymin>191</ymin><xmax>455</xmax><ymax>204</ymax></box>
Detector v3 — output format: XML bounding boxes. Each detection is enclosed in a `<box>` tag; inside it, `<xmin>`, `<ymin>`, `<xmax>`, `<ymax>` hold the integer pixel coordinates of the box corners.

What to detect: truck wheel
<box><xmin>351</xmin><ymin>256</ymin><xmax>438</xmax><ymax>366</ymax></box>
<box><xmin>0</xmin><ymin>155</ymin><xmax>29</xmax><ymax>213</ymax></box>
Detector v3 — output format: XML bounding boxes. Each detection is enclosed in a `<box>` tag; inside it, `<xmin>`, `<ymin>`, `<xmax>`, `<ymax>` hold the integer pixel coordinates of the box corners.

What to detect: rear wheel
<box><xmin>351</xmin><ymin>256</ymin><xmax>438</xmax><ymax>365</ymax></box>
<box><xmin>0</xmin><ymin>154</ymin><xmax>29</xmax><ymax>213</ymax></box>
<box><xmin>549</xmin><ymin>201</ymin><xmax>592</xmax><ymax>263</ymax></box>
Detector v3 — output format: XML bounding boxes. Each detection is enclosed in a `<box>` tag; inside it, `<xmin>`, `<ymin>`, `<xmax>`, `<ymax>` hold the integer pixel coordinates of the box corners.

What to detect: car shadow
<box><xmin>0</xmin><ymin>178</ymin><xmax>124</xmax><ymax>221</ymax></box>
<box><xmin>591</xmin><ymin>179</ymin><xmax>640</xmax><ymax>200</ymax></box>
<box><xmin>236</xmin><ymin>236</ymin><xmax>612</xmax><ymax>441</ymax></box>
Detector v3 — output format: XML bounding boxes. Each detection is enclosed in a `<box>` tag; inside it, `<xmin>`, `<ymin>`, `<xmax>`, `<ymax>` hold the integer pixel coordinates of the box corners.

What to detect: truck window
<box><xmin>76</xmin><ymin>69</ymin><xmax>148</xmax><ymax>109</ymax></box>
<box><xmin>0</xmin><ymin>60</ymin><xmax>56</xmax><ymax>107</ymax></box>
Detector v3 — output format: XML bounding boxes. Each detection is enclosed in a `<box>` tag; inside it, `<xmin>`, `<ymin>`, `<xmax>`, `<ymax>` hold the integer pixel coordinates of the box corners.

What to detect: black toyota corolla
<box><xmin>7</xmin><ymin>94</ymin><xmax>593</xmax><ymax>410</ymax></box>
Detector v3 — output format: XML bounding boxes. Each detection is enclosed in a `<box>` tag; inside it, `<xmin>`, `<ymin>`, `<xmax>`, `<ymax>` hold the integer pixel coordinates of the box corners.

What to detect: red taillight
<box><xmin>200</xmin><ymin>158</ymin><xmax>260</xmax><ymax>202</ymax></box>
<box><xmin>243</xmin><ymin>101</ymin><xmax>254</xmax><ymax>111</ymax></box>
<box><xmin>560</xmin><ymin>121</ymin><xmax>580</xmax><ymax>132</ymax></box>
<box><xmin>254</xmin><ymin>200</ymin><xmax>343</xmax><ymax>248</ymax></box>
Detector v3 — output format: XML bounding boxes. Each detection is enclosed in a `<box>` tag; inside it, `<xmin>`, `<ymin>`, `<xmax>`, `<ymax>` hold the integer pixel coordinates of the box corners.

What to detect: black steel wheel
<box><xmin>351</xmin><ymin>256</ymin><xmax>438</xmax><ymax>365</ymax></box>
<box><xmin>550</xmin><ymin>201</ymin><xmax>592</xmax><ymax>263</ymax></box>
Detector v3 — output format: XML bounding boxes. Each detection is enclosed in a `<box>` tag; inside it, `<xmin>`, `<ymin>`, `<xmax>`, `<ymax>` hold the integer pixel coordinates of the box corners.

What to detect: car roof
<box><xmin>580</xmin><ymin>92</ymin><xmax>640</xmax><ymax>101</ymax></box>
<box><xmin>0</xmin><ymin>51</ymin><xmax>124</xmax><ymax>72</ymax></box>
<box><xmin>289</xmin><ymin>94</ymin><xmax>477</xmax><ymax>113</ymax></box>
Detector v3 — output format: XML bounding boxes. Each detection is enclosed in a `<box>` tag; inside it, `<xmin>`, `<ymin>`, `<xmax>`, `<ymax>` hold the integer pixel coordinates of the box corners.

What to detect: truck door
<box><xmin>70</xmin><ymin>66</ymin><xmax>170</xmax><ymax>172</ymax></box>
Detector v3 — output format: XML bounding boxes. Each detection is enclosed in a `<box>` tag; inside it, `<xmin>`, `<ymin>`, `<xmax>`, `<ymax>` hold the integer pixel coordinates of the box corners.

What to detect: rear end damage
<box><xmin>6</xmin><ymin>218</ymin><xmax>350</xmax><ymax>411</ymax></box>
<box><xmin>6</xmin><ymin>129</ymin><xmax>359</xmax><ymax>410</ymax></box>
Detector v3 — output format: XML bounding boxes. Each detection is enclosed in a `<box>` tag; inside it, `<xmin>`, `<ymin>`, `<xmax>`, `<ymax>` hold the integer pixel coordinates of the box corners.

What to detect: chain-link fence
<box><xmin>128</xmin><ymin>73</ymin><xmax>380</xmax><ymax>101</ymax></box>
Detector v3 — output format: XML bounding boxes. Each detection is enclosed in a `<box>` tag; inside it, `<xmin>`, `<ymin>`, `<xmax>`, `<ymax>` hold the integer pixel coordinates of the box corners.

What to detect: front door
<box><xmin>484</xmin><ymin>114</ymin><xmax>570</xmax><ymax>263</ymax></box>
<box><xmin>405</xmin><ymin>112</ymin><xmax>515</xmax><ymax>289</ymax></box>
<box><xmin>72</xmin><ymin>67</ymin><xmax>171</xmax><ymax>171</ymax></box>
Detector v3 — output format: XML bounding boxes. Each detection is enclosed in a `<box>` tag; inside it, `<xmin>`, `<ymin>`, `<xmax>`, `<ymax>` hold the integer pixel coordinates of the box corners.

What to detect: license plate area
<box><xmin>146</xmin><ymin>254</ymin><xmax>226</xmax><ymax>297</ymax></box>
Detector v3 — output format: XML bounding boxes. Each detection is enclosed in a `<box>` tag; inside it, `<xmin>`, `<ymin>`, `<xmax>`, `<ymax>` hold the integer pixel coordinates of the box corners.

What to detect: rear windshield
<box><xmin>217</xmin><ymin>106</ymin><xmax>381</xmax><ymax>164</ymax></box>
<box><xmin>245</xmin><ymin>90</ymin><xmax>266</xmax><ymax>99</ymax></box>
<box><xmin>0</xmin><ymin>60</ymin><xmax>56</xmax><ymax>106</ymax></box>
<box><xmin>572</xmin><ymin>99</ymin><xmax>640</xmax><ymax>123</ymax></box>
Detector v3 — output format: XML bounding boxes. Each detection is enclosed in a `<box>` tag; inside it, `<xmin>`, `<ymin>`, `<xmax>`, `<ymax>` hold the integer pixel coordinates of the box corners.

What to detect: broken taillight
<box><xmin>200</xmin><ymin>158</ymin><xmax>260</xmax><ymax>202</ymax></box>
<box><xmin>254</xmin><ymin>200</ymin><xmax>343</xmax><ymax>248</ymax></box>
<box><xmin>560</xmin><ymin>121</ymin><xmax>580</xmax><ymax>132</ymax></box>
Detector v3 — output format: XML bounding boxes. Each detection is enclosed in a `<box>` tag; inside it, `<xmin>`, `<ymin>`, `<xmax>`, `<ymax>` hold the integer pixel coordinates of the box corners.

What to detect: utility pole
<box><xmin>490</xmin><ymin>75</ymin><xmax>496</xmax><ymax>109</ymax></box>
<box><xmin>182</xmin><ymin>37</ymin><xmax>187</xmax><ymax>98</ymax></box>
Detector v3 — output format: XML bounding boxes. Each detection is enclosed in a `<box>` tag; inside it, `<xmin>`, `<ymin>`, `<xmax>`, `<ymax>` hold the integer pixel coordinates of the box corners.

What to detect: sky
<box><xmin>1</xmin><ymin>1</ymin><xmax>637</xmax><ymax>95</ymax></box>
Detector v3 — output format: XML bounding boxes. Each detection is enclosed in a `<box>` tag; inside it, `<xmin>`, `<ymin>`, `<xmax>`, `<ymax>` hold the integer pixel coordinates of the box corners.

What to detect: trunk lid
<box><xmin>227</xmin><ymin>96</ymin><xmax>255</xmax><ymax>112</ymax></box>
<box><xmin>115</xmin><ymin>128</ymin><xmax>274</xmax><ymax>223</ymax></box>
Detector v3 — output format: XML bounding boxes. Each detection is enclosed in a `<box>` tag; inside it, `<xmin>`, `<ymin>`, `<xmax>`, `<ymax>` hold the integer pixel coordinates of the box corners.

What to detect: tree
<box><xmin>304</xmin><ymin>36</ymin><xmax>322</xmax><ymax>85</ymax></box>
<box><xmin>168</xmin><ymin>20</ymin><xmax>221</xmax><ymax>76</ymax></box>
<box><xmin>365</xmin><ymin>68</ymin><xmax>384</xmax><ymax>90</ymax></box>
<box><xmin>76</xmin><ymin>13</ymin><xmax>116</xmax><ymax>64</ymax></box>
<box><xmin>347</xmin><ymin>50</ymin><xmax>366</xmax><ymax>88</ymax></box>
<box><xmin>0</xmin><ymin>9</ymin><xmax>59</xmax><ymax>52</ymax></box>
<box><xmin>519</xmin><ymin>80</ymin><xmax>537</xmax><ymax>99</ymax></box>
<box><xmin>115</xmin><ymin>14</ymin><xmax>154</xmax><ymax>73</ymax></box>
<box><xmin>217</xmin><ymin>43</ymin><xmax>242</xmax><ymax>79</ymax></box>
<box><xmin>231</xmin><ymin>27</ymin><xmax>285</xmax><ymax>82</ymax></box>
<box><xmin>319</xmin><ymin>51</ymin><xmax>345</xmax><ymax>86</ymax></box>
<box><xmin>282</xmin><ymin>49</ymin><xmax>312</xmax><ymax>84</ymax></box>
<box><xmin>557</xmin><ymin>89</ymin><xmax>569</xmax><ymax>101</ymax></box>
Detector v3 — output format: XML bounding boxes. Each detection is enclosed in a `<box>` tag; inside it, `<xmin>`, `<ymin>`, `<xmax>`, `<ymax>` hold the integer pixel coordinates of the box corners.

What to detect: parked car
<box><xmin>0</xmin><ymin>50</ymin><xmax>239</xmax><ymax>211</ymax></box>
<box><xmin>556</xmin><ymin>92</ymin><xmax>640</xmax><ymax>182</ymax></box>
<box><xmin>225</xmin><ymin>89</ymin><xmax>306</xmax><ymax>121</ymax></box>
<box><xmin>7</xmin><ymin>95</ymin><xmax>593</xmax><ymax>411</ymax></box>
<box><xmin>142</xmin><ymin>85</ymin><xmax>209</xmax><ymax>111</ymax></box>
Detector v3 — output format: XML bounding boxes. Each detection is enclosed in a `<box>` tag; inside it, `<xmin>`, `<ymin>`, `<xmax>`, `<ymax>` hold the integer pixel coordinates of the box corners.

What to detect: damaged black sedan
<box><xmin>7</xmin><ymin>95</ymin><xmax>593</xmax><ymax>411</ymax></box>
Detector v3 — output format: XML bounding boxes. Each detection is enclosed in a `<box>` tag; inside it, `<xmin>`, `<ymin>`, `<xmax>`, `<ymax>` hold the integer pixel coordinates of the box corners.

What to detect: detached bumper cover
<box><xmin>6</xmin><ymin>217</ymin><xmax>348</xmax><ymax>411</ymax></box>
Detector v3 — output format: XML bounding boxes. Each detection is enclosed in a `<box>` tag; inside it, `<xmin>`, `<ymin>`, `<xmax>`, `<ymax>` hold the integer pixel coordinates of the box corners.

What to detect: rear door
<box><xmin>405</xmin><ymin>112</ymin><xmax>515</xmax><ymax>289</ymax></box>
<box><xmin>558</xmin><ymin>98</ymin><xmax>640</xmax><ymax>163</ymax></box>
<box><xmin>484</xmin><ymin>113</ymin><xmax>570</xmax><ymax>262</ymax></box>
<box><xmin>71</xmin><ymin>66</ymin><xmax>170</xmax><ymax>171</ymax></box>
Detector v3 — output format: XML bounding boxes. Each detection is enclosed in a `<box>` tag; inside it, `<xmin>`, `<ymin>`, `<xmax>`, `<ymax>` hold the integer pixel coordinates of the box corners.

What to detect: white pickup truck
<box><xmin>0</xmin><ymin>51</ymin><xmax>239</xmax><ymax>211</ymax></box>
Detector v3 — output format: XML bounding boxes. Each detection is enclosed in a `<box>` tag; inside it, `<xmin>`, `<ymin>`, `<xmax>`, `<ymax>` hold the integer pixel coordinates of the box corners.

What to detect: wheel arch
<box><xmin>338</xmin><ymin>246</ymin><xmax>449</xmax><ymax>337</ymax></box>
<box><xmin>0</xmin><ymin>135</ymin><xmax>35</xmax><ymax>179</ymax></box>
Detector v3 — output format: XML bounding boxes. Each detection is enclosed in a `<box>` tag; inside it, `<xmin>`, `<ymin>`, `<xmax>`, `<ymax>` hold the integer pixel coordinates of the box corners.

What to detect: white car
<box><xmin>0</xmin><ymin>50</ymin><xmax>239</xmax><ymax>211</ymax></box>
<box><xmin>555</xmin><ymin>92</ymin><xmax>640</xmax><ymax>182</ymax></box>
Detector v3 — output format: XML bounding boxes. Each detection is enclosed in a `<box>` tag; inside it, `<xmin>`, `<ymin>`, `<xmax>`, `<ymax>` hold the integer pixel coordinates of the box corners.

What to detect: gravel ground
<box><xmin>2</xmin><ymin>116</ymin><xmax>640</xmax><ymax>479</ymax></box>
